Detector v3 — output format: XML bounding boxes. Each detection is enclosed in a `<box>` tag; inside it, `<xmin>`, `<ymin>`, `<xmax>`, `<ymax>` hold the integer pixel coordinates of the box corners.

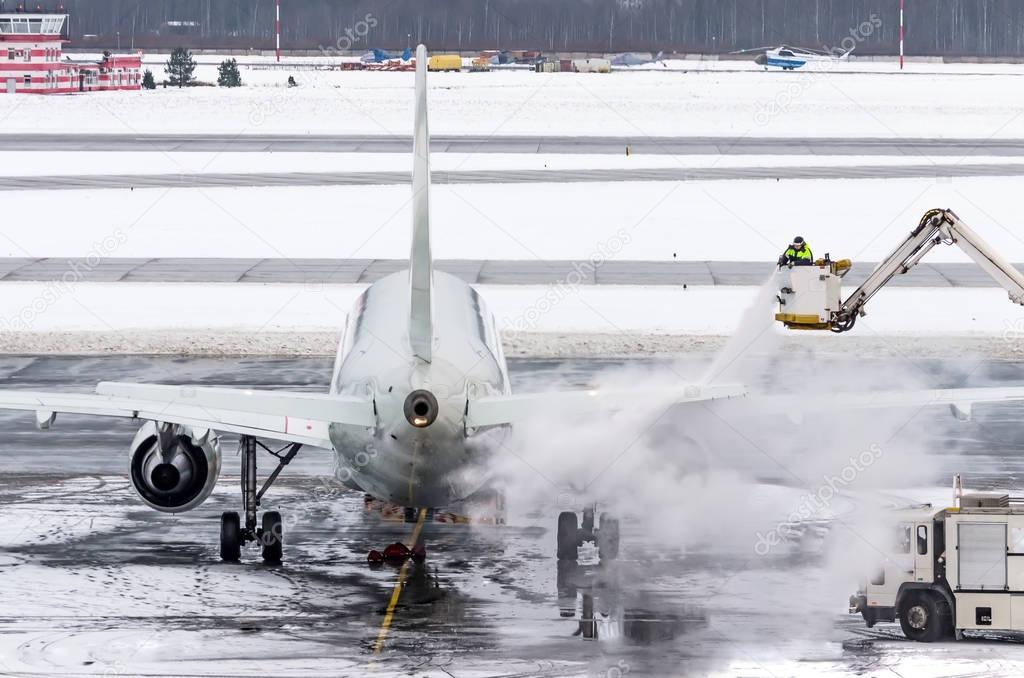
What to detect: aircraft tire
<box><xmin>220</xmin><ymin>511</ymin><xmax>241</xmax><ymax>562</ymax></box>
<box><xmin>557</xmin><ymin>511</ymin><xmax>579</xmax><ymax>560</ymax></box>
<box><xmin>597</xmin><ymin>514</ymin><xmax>620</xmax><ymax>561</ymax></box>
<box><xmin>261</xmin><ymin>511</ymin><xmax>283</xmax><ymax>564</ymax></box>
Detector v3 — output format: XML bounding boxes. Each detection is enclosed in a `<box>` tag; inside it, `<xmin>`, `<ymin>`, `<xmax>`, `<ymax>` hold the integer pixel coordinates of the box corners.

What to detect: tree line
<box><xmin>39</xmin><ymin>0</ymin><xmax>1024</xmax><ymax>57</ymax></box>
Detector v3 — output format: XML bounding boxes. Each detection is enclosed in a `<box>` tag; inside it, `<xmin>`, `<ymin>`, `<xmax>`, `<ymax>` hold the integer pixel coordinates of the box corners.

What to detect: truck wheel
<box><xmin>899</xmin><ymin>593</ymin><xmax>947</xmax><ymax>642</ymax></box>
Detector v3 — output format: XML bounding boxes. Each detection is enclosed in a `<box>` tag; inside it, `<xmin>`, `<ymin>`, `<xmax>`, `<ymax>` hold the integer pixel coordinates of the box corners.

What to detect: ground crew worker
<box><xmin>778</xmin><ymin>236</ymin><xmax>814</xmax><ymax>266</ymax></box>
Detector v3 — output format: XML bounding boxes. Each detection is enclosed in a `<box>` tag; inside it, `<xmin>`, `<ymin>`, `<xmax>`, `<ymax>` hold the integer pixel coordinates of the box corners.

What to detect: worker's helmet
<box><xmin>793</xmin><ymin>236</ymin><xmax>805</xmax><ymax>245</ymax></box>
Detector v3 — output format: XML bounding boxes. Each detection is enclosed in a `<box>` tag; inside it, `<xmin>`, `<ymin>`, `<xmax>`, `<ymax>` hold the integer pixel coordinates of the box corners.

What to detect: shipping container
<box><xmin>427</xmin><ymin>54</ymin><xmax>462</xmax><ymax>72</ymax></box>
<box><xmin>571</xmin><ymin>58</ymin><xmax>611</xmax><ymax>73</ymax></box>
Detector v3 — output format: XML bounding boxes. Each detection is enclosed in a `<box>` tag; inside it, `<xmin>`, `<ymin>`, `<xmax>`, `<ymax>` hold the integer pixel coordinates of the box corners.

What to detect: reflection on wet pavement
<box><xmin>0</xmin><ymin>355</ymin><xmax>1023</xmax><ymax>676</ymax></box>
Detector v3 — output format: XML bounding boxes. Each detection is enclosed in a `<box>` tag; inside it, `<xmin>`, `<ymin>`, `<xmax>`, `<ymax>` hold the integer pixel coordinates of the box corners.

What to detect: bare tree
<box><xmin>56</xmin><ymin>0</ymin><xmax>1024</xmax><ymax>57</ymax></box>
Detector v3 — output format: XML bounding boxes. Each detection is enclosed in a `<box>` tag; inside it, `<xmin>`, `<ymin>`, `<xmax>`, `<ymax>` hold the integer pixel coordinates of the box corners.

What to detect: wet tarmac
<box><xmin>2</xmin><ymin>355</ymin><xmax>1024</xmax><ymax>676</ymax></box>
<box><xmin>3</xmin><ymin>162</ymin><xmax>1024</xmax><ymax>191</ymax></box>
<box><xmin>0</xmin><ymin>258</ymin><xmax>1010</xmax><ymax>289</ymax></box>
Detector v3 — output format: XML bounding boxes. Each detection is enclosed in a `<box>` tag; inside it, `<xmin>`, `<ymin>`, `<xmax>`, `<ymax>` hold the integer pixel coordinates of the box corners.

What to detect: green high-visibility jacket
<box><xmin>783</xmin><ymin>245</ymin><xmax>814</xmax><ymax>264</ymax></box>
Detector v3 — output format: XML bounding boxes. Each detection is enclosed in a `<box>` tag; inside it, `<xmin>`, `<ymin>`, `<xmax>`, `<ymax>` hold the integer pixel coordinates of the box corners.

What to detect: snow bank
<box><xmin>2</xmin><ymin>65</ymin><xmax>1024</xmax><ymax>137</ymax></box>
<box><xmin>0</xmin><ymin>281</ymin><xmax>1019</xmax><ymax>338</ymax></box>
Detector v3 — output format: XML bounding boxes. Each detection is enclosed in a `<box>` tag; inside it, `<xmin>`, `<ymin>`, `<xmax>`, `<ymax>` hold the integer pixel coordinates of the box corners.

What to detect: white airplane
<box><xmin>3</xmin><ymin>45</ymin><xmax>1024</xmax><ymax>565</ymax></box>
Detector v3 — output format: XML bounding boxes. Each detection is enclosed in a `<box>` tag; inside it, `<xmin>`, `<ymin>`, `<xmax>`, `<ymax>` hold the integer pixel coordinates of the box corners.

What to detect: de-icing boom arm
<box><xmin>830</xmin><ymin>208</ymin><xmax>1024</xmax><ymax>332</ymax></box>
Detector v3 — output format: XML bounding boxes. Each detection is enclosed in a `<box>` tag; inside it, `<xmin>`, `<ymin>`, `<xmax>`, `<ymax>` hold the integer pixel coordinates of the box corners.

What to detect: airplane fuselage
<box><xmin>327</xmin><ymin>270</ymin><xmax>511</xmax><ymax>507</ymax></box>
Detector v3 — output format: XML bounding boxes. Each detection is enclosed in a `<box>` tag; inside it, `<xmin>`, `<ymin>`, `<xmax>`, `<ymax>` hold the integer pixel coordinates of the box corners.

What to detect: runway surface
<box><xmin>0</xmin><ymin>257</ymin><xmax>1018</xmax><ymax>288</ymax></box>
<box><xmin>6</xmin><ymin>133</ymin><xmax>1024</xmax><ymax>156</ymax></box>
<box><xmin>1</xmin><ymin>355</ymin><xmax>1024</xmax><ymax>676</ymax></box>
<box><xmin>6</xmin><ymin>162</ymin><xmax>1024</xmax><ymax>191</ymax></box>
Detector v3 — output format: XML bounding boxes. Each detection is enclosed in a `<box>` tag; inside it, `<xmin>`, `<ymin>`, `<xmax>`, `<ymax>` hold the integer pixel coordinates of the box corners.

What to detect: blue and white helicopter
<box><xmin>750</xmin><ymin>45</ymin><xmax>853</xmax><ymax>70</ymax></box>
<box><xmin>360</xmin><ymin>47</ymin><xmax>413</xmax><ymax>65</ymax></box>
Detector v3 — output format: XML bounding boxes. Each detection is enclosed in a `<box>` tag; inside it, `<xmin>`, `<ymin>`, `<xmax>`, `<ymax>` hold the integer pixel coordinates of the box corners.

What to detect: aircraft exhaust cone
<box><xmin>404</xmin><ymin>389</ymin><xmax>439</xmax><ymax>428</ymax></box>
<box><xmin>151</xmin><ymin>463</ymin><xmax>181</xmax><ymax>492</ymax></box>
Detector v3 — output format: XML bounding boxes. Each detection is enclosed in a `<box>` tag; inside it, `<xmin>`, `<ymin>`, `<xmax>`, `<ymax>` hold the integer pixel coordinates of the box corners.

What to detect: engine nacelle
<box><xmin>128</xmin><ymin>421</ymin><xmax>221</xmax><ymax>513</ymax></box>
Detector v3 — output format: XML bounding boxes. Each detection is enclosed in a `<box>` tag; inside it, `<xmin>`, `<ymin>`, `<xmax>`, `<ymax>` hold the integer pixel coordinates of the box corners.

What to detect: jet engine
<box><xmin>128</xmin><ymin>421</ymin><xmax>221</xmax><ymax>513</ymax></box>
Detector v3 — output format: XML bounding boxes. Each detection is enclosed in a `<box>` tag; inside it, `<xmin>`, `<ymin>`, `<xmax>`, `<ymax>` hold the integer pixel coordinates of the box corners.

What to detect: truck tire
<box><xmin>898</xmin><ymin>592</ymin><xmax>949</xmax><ymax>642</ymax></box>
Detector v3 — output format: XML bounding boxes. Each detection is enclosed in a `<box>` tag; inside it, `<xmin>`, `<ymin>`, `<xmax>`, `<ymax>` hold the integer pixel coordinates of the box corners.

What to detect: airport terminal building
<box><xmin>0</xmin><ymin>12</ymin><xmax>141</xmax><ymax>94</ymax></box>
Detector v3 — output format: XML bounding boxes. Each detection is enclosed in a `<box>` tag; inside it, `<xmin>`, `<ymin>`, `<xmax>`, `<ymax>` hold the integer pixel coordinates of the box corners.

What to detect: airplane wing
<box><xmin>465</xmin><ymin>384</ymin><xmax>1024</xmax><ymax>428</ymax></box>
<box><xmin>711</xmin><ymin>387</ymin><xmax>1024</xmax><ymax>423</ymax></box>
<box><xmin>465</xmin><ymin>383</ymin><xmax>748</xmax><ymax>428</ymax></box>
<box><xmin>0</xmin><ymin>382</ymin><xmax>376</xmax><ymax>448</ymax></box>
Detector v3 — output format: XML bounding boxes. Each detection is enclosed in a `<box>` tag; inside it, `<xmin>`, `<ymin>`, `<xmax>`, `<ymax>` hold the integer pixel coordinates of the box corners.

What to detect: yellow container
<box><xmin>428</xmin><ymin>54</ymin><xmax>462</xmax><ymax>72</ymax></box>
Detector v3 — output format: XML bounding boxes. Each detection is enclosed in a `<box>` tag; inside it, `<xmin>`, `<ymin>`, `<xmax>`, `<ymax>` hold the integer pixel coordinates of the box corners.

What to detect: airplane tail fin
<box><xmin>409</xmin><ymin>44</ymin><xmax>433</xmax><ymax>363</ymax></box>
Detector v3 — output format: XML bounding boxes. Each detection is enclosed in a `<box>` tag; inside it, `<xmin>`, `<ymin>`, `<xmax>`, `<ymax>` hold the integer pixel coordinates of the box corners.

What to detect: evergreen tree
<box><xmin>217</xmin><ymin>58</ymin><xmax>242</xmax><ymax>87</ymax></box>
<box><xmin>142</xmin><ymin>69</ymin><xmax>157</xmax><ymax>90</ymax></box>
<box><xmin>165</xmin><ymin>47</ymin><xmax>196</xmax><ymax>88</ymax></box>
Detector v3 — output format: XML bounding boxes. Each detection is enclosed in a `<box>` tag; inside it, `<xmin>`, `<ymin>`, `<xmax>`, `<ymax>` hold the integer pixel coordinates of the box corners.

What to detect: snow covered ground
<box><xmin>0</xmin><ymin>281</ymin><xmax>1019</xmax><ymax>339</ymax></box>
<box><xmin>2</xmin><ymin>63</ymin><xmax>1024</xmax><ymax>137</ymax></box>
<box><xmin>4</xmin><ymin>177</ymin><xmax>1022</xmax><ymax>264</ymax></box>
<box><xmin>4</xmin><ymin>62</ymin><xmax>1024</xmax><ymax>352</ymax></box>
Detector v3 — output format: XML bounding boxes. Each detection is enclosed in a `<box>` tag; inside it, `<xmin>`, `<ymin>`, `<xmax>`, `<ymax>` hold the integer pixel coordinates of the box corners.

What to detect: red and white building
<box><xmin>0</xmin><ymin>12</ymin><xmax>142</xmax><ymax>94</ymax></box>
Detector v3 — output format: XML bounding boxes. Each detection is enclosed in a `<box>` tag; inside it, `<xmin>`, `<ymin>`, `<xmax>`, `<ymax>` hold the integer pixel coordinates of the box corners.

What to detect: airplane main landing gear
<box><xmin>557</xmin><ymin>505</ymin><xmax>619</xmax><ymax>562</ymax></box>
<box><xmin>220</xmin><ymin>435</ymin><xmax>300</xmax><ymax>564</ymax></box>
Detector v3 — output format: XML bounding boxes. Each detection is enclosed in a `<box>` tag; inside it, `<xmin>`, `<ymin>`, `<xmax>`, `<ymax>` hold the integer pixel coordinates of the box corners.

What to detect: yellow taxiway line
<box><xmin>371</xmin><ymin>507</ymin><xmax>428</xmax><ymax>659</ymax></box>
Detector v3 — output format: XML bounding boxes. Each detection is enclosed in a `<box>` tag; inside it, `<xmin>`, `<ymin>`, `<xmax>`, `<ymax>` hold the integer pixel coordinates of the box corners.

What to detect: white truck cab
<box><xmin>851</xmin><ymin>484</ymin><xmax>1024</xmax><ymax>641</ymax></box>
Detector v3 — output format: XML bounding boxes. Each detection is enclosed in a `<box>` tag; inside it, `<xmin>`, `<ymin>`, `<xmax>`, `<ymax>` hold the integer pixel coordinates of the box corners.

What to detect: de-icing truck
<box><xmin>850</xmin><ymin>476</ymin><xmax>1024</xmax><ymax>641</ymax></box>
<box><xmin>775</xmin><ymin>208</ymin><xmax>1024</xmax><ymax>333</ymax></box>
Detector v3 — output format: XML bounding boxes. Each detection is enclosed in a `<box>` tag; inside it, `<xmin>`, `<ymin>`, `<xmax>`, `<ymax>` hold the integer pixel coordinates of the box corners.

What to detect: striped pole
<box><xmin>899</xmin><ymin>0</ymin><xmax>905</xmax><ymax>70</ymax></box>
<box><xmin>275</xmin><ymin>0</ymin><xmax>281</xmax><ymax>62</ymax></box>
